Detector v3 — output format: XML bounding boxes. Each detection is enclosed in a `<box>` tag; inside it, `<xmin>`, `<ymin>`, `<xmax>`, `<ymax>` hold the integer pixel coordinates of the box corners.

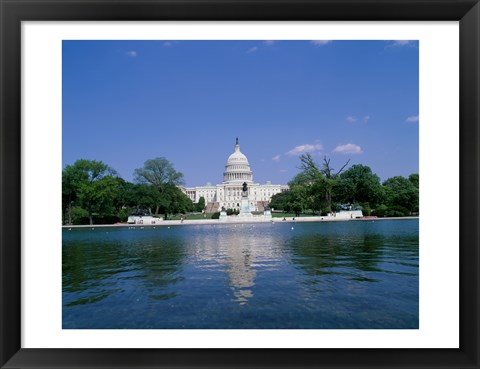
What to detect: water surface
<box><xmin>63</xmin><ymin>219</ymin><xmax>419</xmax><ymax>329</ymax></box>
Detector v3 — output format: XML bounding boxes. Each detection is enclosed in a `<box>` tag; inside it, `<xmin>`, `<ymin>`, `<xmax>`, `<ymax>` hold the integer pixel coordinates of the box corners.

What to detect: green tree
<box><xmin>309</xmin><ymin>176</ymin><xmax>334</xmax><ymax>214</ymax></box>
<box><xmin>287</xmin><ymin>172</ymin><xmax>315</xmax><ymax>212</ymax></box>
<box><xmin>79</xmin><ymin>175</ymin><xmax>121</xmax><ymax>221</ymax></box>
<box><xmin>383</xmin><ymin>175</ymin><xmax>419</xmax><ymax>214</ymax></box>
<box><xmin>408</xmin><ymin>173</ymin><xmax>419</xmax><ymax>213</ymax></box>
<box><xmin>62</xmin><ymin>159</ymin><xmax>118</xmax><ymax>225</ymax></box>
<box><xmin>298</xmin><ymin>154</ymin><xmax>350</xmax><ymax>213</ymax></box>
<box><xmin>335</xmin><ymin>164</ymin><xmax>385</xmax><ymax>208</ymax></box>
<box><xmin>269</xmin><ymin>191</ymin><xmax>290</xmax><ymax>211</ymax></box>
<box><xmin>69</xmin><ymin>206</ymin><xmax>89</xmax><ymax>225</ymax></box>
<box><xmin>123</xmin><ymin>183</ymin><xmax>163</xmax><ymax>214</ymax></box>
<box><xmin>162</xmin><ymin>184</ymin><xmax>194</xmax><ymax>215</ymax></box>
<box><xmin>409</xmin><ymin>173</ymin><xmax>419</xmax><ymax>189</ymax></box>
<box><xmin>287</xmin><ymin>184</ymin><xmax>310</xmax><ymax>217</ymax></box>
<box><xmin>134</xmin><ymin>157</ymin><xmax>185</xmax><ymax>189</ymax></box>
<box><xmin>195</xmin><ymin>196</ymin><xmax>206</xmax><ymax>212</ymax></box>
<box><xmin>133</xmin><ymin>157</ymin><xmax>186</xmax><ymax>217</ymax></box>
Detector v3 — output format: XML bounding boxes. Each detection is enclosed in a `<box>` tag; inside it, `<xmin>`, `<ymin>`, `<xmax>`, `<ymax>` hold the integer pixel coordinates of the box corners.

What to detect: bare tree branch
<box><xmin>334</xmin><ymin>159</ymin><xmax>351</xmax><ymax>178</ymax></box>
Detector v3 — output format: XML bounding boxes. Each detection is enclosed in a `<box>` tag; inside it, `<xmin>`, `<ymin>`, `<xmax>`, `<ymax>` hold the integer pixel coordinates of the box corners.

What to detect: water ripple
<box><xmin>63</xmin><ymin>219</ymin><xmax>419</xmax><ymax>329</ymax></box>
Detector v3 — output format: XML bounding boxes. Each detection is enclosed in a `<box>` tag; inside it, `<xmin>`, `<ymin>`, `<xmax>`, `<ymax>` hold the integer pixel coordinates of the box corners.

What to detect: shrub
<box><xmin>71</xmin><ymin>206</ymin><xmax>89</xmax><ymax>225</ymax></box>
<box><xmin>94</xmin><ymin>215</ymin><xmax>120</xmax><ymax>224</ymax></box>
<box><xmin>320</xmin><ymin>208</ymin><xmax>330</xmax><ymax>216</ymax></box>
<box><xmin>385</xmin><ymin>205</ymin><xmax>410</xmax><ymax>217</ymax></box>
<box><xmin>371</xmin><ymin>204</ymin><xmax>388</xmax><ymax>217</ymax></box>
<box><xmin>362</xmin><ymin>203</ymin><xmax>372</xmax><ymax>216</ymax></box>
<box><xmin>117</xmin><ymin>208</ymin><xmax>130</xmax><ymax>222</ymax></box>
<box><xmin>211</xmin><ymin>212</ymin><xmax>220</xmax><ymax>219</ymax></box>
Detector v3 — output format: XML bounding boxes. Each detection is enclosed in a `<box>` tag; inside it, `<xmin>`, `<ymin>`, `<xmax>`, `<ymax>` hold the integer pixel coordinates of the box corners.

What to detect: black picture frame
<box><xmin>1</xmin><ymin>0</ymin><xmax>479</xmax><ymax>368</ymax></box>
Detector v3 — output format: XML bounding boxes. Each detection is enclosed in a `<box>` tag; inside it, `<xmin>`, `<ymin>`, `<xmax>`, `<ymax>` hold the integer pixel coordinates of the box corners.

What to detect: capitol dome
<box><xmin>223</xmin><ymin>138</ymin><xmax>253</xmax><ymax>183</ymax></box>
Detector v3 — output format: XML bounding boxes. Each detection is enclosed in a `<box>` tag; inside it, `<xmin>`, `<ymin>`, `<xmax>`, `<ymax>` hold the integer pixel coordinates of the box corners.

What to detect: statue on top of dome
<box><xmin>236</xmin><ymin>137</ymin><xmax>239</xmax><ymax>145</ymax></box>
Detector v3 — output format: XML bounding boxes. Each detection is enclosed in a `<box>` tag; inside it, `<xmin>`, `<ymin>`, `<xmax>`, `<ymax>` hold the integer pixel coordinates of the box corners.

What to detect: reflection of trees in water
<box><xmin>134</xmin><ymin>239</ymin><xmax>186</xmax><ymax>300</ymax></box>
<box><xmin>63</xmin><ymin>243</ymin><xmax>129</xmax><ymax>306</ymax></box>
<box><xmin>62</xmin><ymin>235</ymin><xmax>186</xmax><ymax>306</ymax></box>
<box><xmin>287</xmin><ymin>233</ymin><xmax>392</xmax><ymax>282</ymax></box>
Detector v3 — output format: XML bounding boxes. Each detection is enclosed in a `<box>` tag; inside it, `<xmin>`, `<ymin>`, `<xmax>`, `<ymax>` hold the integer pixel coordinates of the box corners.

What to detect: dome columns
<box><xmin>223</xmin><ymin>138</ymin><xmax>253</xmax><ymax>184</ymax></box>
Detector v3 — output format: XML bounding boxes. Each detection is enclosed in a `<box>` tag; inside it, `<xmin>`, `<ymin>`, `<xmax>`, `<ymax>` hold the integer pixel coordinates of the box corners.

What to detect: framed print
<box><xmin>1</xmin><ymin>0</ymin><xmax>479</xmax><ymax>368</ymax></box>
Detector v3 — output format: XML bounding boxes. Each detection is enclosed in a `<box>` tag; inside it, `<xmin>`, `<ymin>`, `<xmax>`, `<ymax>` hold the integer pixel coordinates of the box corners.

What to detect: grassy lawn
<box><xmin>166</xmin><ymin>212</ymin><xmax>319</xmax><ymax>220</ymax></box>
<box><xmin>167</xmin><ymin>213</ymin><xmax>212</xmax><ymax>220</ymax></box>
<box><xmin>271</xmin><ymin>212</ymin><xmax>317</xmax><ymax>218</ymax></box>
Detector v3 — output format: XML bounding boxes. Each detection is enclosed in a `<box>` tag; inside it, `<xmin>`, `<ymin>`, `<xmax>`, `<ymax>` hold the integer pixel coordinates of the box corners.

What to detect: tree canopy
<box><xmin>335</xmin><ymin>164</ymin><xmax>384</xmax><ymax>208</ymax></box>
<box><xmin>269</xmin><ymin>155</ymin><xmax>418</xmax><ymax>218</ymax></box>
<box><xmin>134</xmin><ymin>157</ymin><xmax>185</xmax><ymax>189</ymax></box>
<box><xmin>62</xmin><ymin>159</ymin><xmax>119</xmax><ymax>225</ymax></box>
<box><xmin>383</xmin><ymin>176</ymin><xmax>419</xmax><ymax>214</ymax></box>
<box><xmin>133</xmin><ymin>157</ymin><xmax>190</xmax><ymax>219</ymax></box>
<box><xmin>62</xmin><ymin>154</ymin><xmax>419</xmax><ymax>224</ymax></box>
<box><xmin>195</xmin><ymin>196</ymin><xmax>206</xmax><ymax>212</ymax></box>
<box><xmin>62</xmin><ymin>157</ymin><xmax>193</xmax><ymax>225</ymax></box>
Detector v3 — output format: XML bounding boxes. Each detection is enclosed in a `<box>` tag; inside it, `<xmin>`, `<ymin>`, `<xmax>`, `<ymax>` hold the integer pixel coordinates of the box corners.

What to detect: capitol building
<box><xmin>182</xmin><ymin>138</ymin><xmax>289</xmax><ymax>213</ymax></box>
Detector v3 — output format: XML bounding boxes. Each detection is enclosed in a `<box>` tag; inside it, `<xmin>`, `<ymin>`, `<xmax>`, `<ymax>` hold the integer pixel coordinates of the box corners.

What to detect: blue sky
<box><xmin>63</xmin><ymin>40</ymin><xmax>418</xmax><ymax>186</ymax></box>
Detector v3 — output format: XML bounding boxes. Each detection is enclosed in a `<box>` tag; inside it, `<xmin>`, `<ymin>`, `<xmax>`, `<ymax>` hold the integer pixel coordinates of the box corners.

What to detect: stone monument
<box><xmin>238</xmin><ymin>181</ymin><xmax>253</xmax><ymax>217</ymax></box>
<box><xmin>263</xmin><ymin>204</ymin><xmax>272</xmax><ymax>220</ymax></box>
<box><xmin>219</xmin><ymin>206</ymin><xmax>228</xmax><ymax>221</ymax></box>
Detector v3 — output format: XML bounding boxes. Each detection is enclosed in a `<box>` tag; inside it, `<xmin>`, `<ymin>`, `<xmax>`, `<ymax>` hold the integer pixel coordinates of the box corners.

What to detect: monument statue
<box><xmin>219</xmin><ymin>205</ymin><xmax>227</xmax><ymax>221</ymax></box>
<box><xmin>238</xmin><ymin>181</ymin><xmax>252</xmax><ymax>217</ymax></box>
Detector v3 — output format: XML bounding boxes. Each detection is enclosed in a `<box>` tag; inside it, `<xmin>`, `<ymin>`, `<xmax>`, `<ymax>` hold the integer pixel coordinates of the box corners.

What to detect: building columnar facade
<box><xmin>182</xmin><ymin>139</ymin><xmax>289</xmax><ymax>212</ymax></box>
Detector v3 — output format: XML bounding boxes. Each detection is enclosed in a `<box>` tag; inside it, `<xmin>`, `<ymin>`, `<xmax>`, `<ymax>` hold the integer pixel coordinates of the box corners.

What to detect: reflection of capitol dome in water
<box><xmin>226</xmin><ymin>244</ymin><xmax>256</xmax><ymax>305</ymax></box>
<box><xmin>191</xmin><ymin>227</ymin><xmax>280</xmax><ymax>305</ymax></box>
<box><xmin>223</xmin><ymin>138</ymin><xmax>253</xmax><ymax>184</ymax></box>
<box><xmin>181</xmin><ymin>138</ymin><xmax>289</xmax><ymax>212</ymax></box>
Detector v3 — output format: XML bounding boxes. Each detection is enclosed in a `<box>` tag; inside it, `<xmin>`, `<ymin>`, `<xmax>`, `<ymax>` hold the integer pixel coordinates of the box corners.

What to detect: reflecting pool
<box><xmin>62</xmin><ymin>219</ymin><xmax>419</xmax><ymax>329</ymax></box>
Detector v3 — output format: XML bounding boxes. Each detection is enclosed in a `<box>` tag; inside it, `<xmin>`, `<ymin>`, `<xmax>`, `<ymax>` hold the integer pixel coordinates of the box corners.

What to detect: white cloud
<box><xmin>333</xmin><ymin>144</ymin><xmax>363</xmax><ymax>154</ymax></box>
<box><xmin>286</xmin><ymin>143</ymin><xmax>323</xmax><ymax>156</ymax></box>
<box><xmin>346</xmin><ymin>115</ymin><xmax>370</xmax><ymax>123</ymax></box>
<box><xmin>310</xmin><ymin>40</ymin><xmax>332</xmax><ymax>47</ymax></box>
<box><xmin>406</xmin><ymin>115</ymin><xmax>419</xmax><ymax>122</ymax></box>
<box><xmin>392</xmin><ymin>40</ymin><xmax>412</xmax><ymax>46</ymax></box>
<box><xmin>386</xmin><ymin>40</ymin><xmax>417</xmax><ymax>48</ymax></box>
<box><xmin>246</xmin><ymin>46</ymin><xmax>258</xmax><ymax>54</ymax></box>
<box><xmin>272</xmin><ymin>155</ymin><xmax>281</xmax><ymax>162</ymax></box>
<box><xmin>346</xmin><ymin>116</ymin><xmax>357</xmax><ymax>123</ymax></box>
<box><xmin>263</xmin><ymin>40</ymin><xmax>275</xmax><ymax>46</ymax></box>
<box><xmin>126</xmin><ymin>50</ymin><xmax>137</xmax><ymax>57</ymax></box>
